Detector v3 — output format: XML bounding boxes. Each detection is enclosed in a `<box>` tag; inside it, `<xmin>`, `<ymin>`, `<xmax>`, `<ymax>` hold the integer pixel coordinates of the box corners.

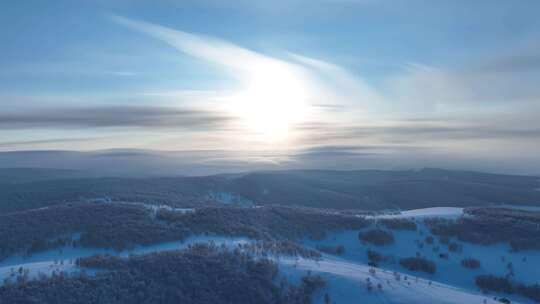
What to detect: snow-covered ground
<box><xmin>368</xmin><ymin>207</ymin><xmax>464</xmax><ymax>219</ymax></box>
<box><xmin>367</xmin><ymin>204</ymin><xmax>540</xmax><ymax>220</ymax></box>
<box><xmin>0</xmin><ymin>236</ymin><xmax>248</xmax><ymax>284</ymax></box>
<box><xmin>280</xmin><ymin>256</ymin><xmax>527</xmax><ymax>304</ymax></box>
<box><xmin>304</xmin><ymin>227</ymin><xmax>540</xmax><ymax>287</ymax></box>
<box><xmin>139</xmin><ymin>203</ymin><xmax>195</xmax><ymax>218</ymax></box>
<box><xmin>300</xmin><ymin>207</ymin><xmax>540</xmax><ymax>304</ymax></box>
<box><xmin>206</xmin><ymin>191</ymin><xmax>254</xmax><ymax>206</ymax></box>
<box><xmin>1</xmin><ymin>232</ymin><xmax>537</xmax><ymax>303</ymax></box>
<box><xmin>108</xmin><ymin>201</ymin><xmax>195</xmax><ymax>218</ymax></box>
<box><xmin>2</xmin><ymin>206</ymin><xmax>539</xmax><ymax>304</ymax></box>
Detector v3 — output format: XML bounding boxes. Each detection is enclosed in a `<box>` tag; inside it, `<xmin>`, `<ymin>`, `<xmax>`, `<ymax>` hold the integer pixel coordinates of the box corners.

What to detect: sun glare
<box><xmin>227</xmin><ymin>62</ymin><xmax>311</xmax><ymax>142</ymax></box>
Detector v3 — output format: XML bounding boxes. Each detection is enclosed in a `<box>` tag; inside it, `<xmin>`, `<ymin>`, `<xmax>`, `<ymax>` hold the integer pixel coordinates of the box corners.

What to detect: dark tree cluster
<box><xmin>517</xmin><ymin>284</ymin><xmax>540</xmax><ymax>302</ymax></box>
<box><xmin>359</xmin><ymin>229</ymin><xmax>395</xmax><ymax>246</ymax></box>
<box><xmin>366</xmin><ymin>249</ymin><xmax>395</xmax><ymax>267</ymax></box>
<box><xmin>316</xmin><ymin>245</ymin><xmax>345</xmax><ymax>255</ymax></box>
<box><xmin>425</xmin><ymin>207</ymin><xmax>540</xmax><ymax>251</ymax></box>
<box><xmin>475</xmin><ymin>275</ymin><xmax>540</xmax><ymax>302</ymax></box>
<box><xmin>4</xmin><ymin>167</ymin><xmax>540</xmax><ymax>214</ymax></box>
<box><xmin>157</xmin><ymin>205</ymin><xmax>370</xmax><ymax>241</ymax></box>
<box><xmin>475</xmin><ymin>275</ymin><xmax>514</xmax><ymax>293</ymax></box>
<box><xmin>439</xmin><ymin>236</ymin><xmax>450</xmax><ymax>245</ymax></box>
<box><xmin>0</xmin><ymin>203</ymin><xmax>176</xmax><ymax>261</ymax></box>
<box><xmin>238</xmin><ymin>241</ymin><xmax>322</xmax><ymax>259</ymax></box>
<box><xmin>379</xmin><ymin>218</ymin><xmax>417</xmax><ymax>231</ymax></box>
<box><xmin>448</xmin><ymin>242</ymin><xmax>461</xmax><ymax>252</ymax></box>
<box><xmin>367</xmin><ymin>249</ymin><xmax>382</xmax><ymax>265</ymax></box>
<box><xmin>27</xmin><ymin>237</ymin><xmax>75</xmax><ymax>255</ymax></box>
<box><xmin>0</xmin><ymin>244</ymin><xmax>325</xmax><ymax>304</ymax></box>
<box><xmin>0</xmin><ymin>203</ymin><xmax>369</xmax><ymax>262</ymax></box>
<box><xmin>461</xmin><ymin>258</ymin><xmax>481</xmax><ymax>269</ymax></box>
<box><xmin>0</xmin><ymin>175</ymin><xmax>225</xmax><ymax>214</ymax></box>
<box><xmin>399</xmin><ymin>257</ymin><xmax>436</xmax><ymax>274</ymax></box>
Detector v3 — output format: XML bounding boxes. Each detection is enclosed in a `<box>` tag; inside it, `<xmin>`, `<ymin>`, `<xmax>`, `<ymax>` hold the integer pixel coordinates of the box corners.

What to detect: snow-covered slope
<box><xmin>304</xmin><ymin>228</ymin><xmax>540</xmax><ymax>286</ymax></box>
<box><xmin>300</xmin><ymin>207</ymin><xmax>540</xmax><ymax>303</ymax></box>
<box><xmin>0</xmin><ymin>236</ymin><xmax>248</xmax><ymax>283</ymax></box>
<box><xmin>1</xmin><ymin>207</ymin><xmax>538</xmax><ymax>304</ymax></box>
<box><xmin>280</xmin><ymin>256</ymin><xmax>527</xmax><ymax>304</ymax></box>
<box><xmin>370</xmin><ymin>207</ymin><xmax>464</xmax><ymax>219</ymax></box>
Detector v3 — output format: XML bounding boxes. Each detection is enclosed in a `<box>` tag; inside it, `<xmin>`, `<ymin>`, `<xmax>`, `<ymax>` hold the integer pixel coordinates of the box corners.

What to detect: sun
<box><xmin>226</xmin><ymin>61</ymin><xmax>311</xmax><ymax>142</ymax></box>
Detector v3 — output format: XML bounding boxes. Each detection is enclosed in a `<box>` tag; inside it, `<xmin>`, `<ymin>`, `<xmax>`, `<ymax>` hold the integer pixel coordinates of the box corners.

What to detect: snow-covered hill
<box><xmin>368</xmin><ymin>207</ymin><xmax>464</xmax><ymax>219</ymax></box>
<box><xmin>1</xmin><ymin>207</ymin><xmax>538</xmax><ymax>303</ymax></box>
<box><xmin>281</xmin><ymin>256</ymin><xmax>526</xmax><ymax>304</ymax></box>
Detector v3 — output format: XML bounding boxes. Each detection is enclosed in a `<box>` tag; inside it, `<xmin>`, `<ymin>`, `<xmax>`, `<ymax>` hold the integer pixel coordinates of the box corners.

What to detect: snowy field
<box><xmin>1</xmin><ymin>206</ymin><xmax>539</xmax><ymax>304</ymax></box>
<box><xmin>367</xmin><ymin>204</ymin><xmax>540</xmax><ymax>220</ymax></box>
<box><xmin>0</xmin><ymin>236</ymin><xmax>248</xmax><ymax>284</ymax></box>
<box><xmin>368</xmin><ymin>207</ymin><xmax>464</xmax><ymax>219</ymax></box>
<box><xmin>279</xmin><ymin>256</ymin><xmax>529</xmax><ymax>304</ymax></box>
<box><xmin>300</xmin><ymin>206</ymin><xmax>540</xmax><ymax>303</ymax></box>
<box><xmin>303</xmin><ymin>228</ymin><xmax>540</xmax><ymax>286</ymax></box>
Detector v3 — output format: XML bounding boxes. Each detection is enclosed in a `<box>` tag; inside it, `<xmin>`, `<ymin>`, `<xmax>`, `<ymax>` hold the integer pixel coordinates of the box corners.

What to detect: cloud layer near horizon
<box><xmin>2</xmin><ymin>8</ymin><xmax>540</xmax><ymax>174</ymax></box>
<box><xmin>0</xmin><ymin>106</ymin><xmax>231</xmax><ymax>130</ymax></box>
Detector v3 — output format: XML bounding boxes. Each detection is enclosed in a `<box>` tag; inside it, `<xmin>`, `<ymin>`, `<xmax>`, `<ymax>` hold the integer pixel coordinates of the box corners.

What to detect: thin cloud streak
<box><xmin>0</xmin><ymin>106</ymin><xmax>233</xmax><ymax>130</ymax></box>
<box><xmin>109</xmin><ymin>14</ymin><xmax>281</xmax><ymax>74</ymax></box>
<box><xmin>298</xmin><ymin>122</ymin><xmax>540</xmax><ymax>144</ymax></box>
<box><xmin>0</xmin><ymin>138</ymin><xmax>100</xmax><ymax>148</ymax></box>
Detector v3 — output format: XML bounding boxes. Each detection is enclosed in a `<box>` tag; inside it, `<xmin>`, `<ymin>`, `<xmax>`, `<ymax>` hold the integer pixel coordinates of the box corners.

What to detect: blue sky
<box><xmin>1</xmin><ymin>0</ymin><xmax>540</xmax><ymax>173</ymax></box>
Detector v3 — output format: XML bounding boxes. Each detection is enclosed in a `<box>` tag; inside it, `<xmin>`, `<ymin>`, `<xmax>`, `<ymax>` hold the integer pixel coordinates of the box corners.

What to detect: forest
<box><xmin>475</xmin><ymin>275</ymin><xmax>540</xmax><ymax>302</ymax></box>
<box><xmin>0</xmin><ymin>244</ymin><xmax>325</xmax><ymax>304</ymax></box>
<box><xmin>2</xmin><ymin>168</ymin><xmax>540</xmax><ymax>214</ymax></box>
<box><xmin>425</xmin><ymin>207</ymin><xmax>540</xmax><ymax>251</ymax></box>
<box><xmin>0</xmin><ymin>202</ymin><xmax>369</xmax><ymax>261</ymax></box>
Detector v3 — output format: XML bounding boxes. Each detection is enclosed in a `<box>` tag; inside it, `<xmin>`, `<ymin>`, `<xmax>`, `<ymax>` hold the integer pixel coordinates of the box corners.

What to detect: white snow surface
<box><xmin>305</xmin><ymin>227</ymin><xmax>540</xmax><ymax>284</ymax></box>
<box><xmin>0</xmin><ymin>236</ymin><xmax>248</xmax><ymax>284</ymax></box>
<box><xmin>2</xmin><ymin>206</ymin><xmax>539</xmax><ymax>304</ymax></box>
<box><xmin>3</xmin><ymin>236</ymin><xmax>530</xmax><ymax>304</ymax></box>
<box><xmin>369</xmin><ymin>207</ymin><xmax>464</xmax><ymax>219</ymax></box>
<box><xmin>280</xmin><ymin>256</ymin><xmax>525</xmax><ymax>304</ymax></box>
<box><xmin>206</xmin><ymin>191</ymin><xmax>254</xmax><ymax>206</ymax></box>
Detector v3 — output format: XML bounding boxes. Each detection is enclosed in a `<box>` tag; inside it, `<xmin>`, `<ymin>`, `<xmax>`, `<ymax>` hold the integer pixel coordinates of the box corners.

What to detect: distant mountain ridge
<box><xmin>2</xmin><ymin>149</ymin><xmax>539</xmax><ymax>177</ymax></box>
<box><xmin>0</xmin><ymin>168</ymin><xmax>96</xmax><ymax>184</ymax></box>
<box><xmin>0</xmin><ymin>167</ymin><xmax>538</xmax><ymax>214</ymax></box>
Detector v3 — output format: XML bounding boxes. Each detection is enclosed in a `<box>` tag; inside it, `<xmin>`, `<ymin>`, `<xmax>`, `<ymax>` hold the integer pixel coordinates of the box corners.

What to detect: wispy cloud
<box><xmin>109</xmin><ymin>14</ymin><xmax>385</xmax><ymax>125</ymax></box>
<box><xmin>0</xmin><ymin>106</ymin><xmax>233</xmax><ymax>130</ymax></box>
<box><xmin>0</xmin><ymin>137</ymin><xmax>99</xmax><ymax>148</ymax></box>
<box><xmin>109</xmin><ymin>14</ymin><xmax>280</xmax><ymax>74</ymax></box>
<box><xmin>291</xmin><ymin>145</ymin><xmax>384</xmax><ymax>158</ymax></box>
<box><xmin>294</xmin><ymin>111</ymin><xmax>540</xmax><ymax>149</ymax></box>
<box><xmin>387</xmin><ymin>41</ymin><xmax>540</xmax><ymax>112</ymax></box>
<box><xmin>290</xmin><ymin>53</ymin><xmax>385</xmax><ymax>107</ymax></box>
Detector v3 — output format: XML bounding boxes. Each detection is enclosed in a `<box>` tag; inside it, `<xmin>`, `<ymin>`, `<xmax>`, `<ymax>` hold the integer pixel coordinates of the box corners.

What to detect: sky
<box><xmin>1</xmin><ymin>0</ymin><xmax>540</xmax><ymax>174</ymax></box>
